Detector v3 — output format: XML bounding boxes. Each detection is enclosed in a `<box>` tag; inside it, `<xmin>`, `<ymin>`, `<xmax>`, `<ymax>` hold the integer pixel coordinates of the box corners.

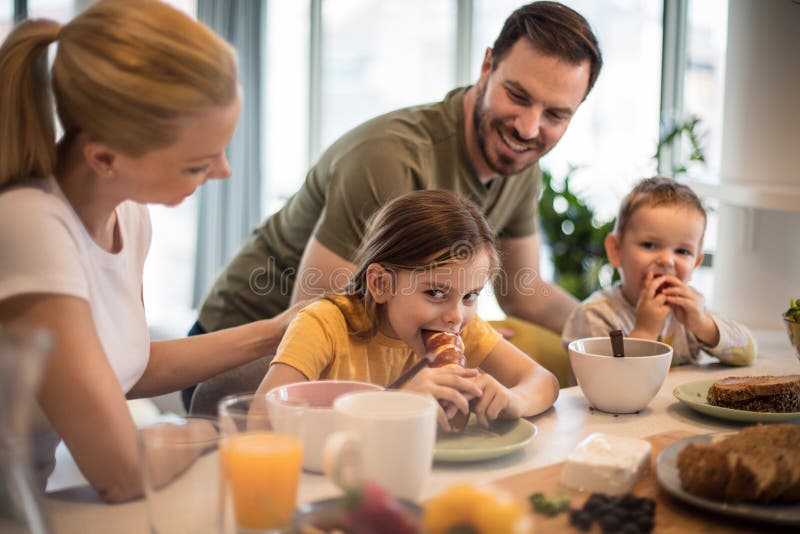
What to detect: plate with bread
<box><xmin>655</xmin><ymin>425</ymin><xmax>800</xmax><ymax>525</ymax></box>
<box><xmin>673</xmin><ymin>375</ymin><xmax>800</xmax><ymax>423</ymax></box>
<box><xmin>433</xmin><ymin>416</ymin><xmax>537</xmax><ymax>462</ymax></box>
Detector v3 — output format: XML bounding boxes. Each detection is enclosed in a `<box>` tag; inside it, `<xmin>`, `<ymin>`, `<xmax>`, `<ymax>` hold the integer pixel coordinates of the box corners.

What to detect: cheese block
<box><xmin>560</xmin><ymin>433</ymin><xmax>651</xmax><ymax>495</ymax></box>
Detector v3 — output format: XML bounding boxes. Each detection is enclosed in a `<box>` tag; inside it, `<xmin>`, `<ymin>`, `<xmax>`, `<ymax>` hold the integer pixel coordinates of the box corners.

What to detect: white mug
<box><xmin>323</xmin><ymin>391</ymin><xmax>437</xmax><ymax>501</ymax></box>
<box><xmin>266</xmin><ymin>380</ymin><xmax>382</xmax><ymax>473</ymax></box>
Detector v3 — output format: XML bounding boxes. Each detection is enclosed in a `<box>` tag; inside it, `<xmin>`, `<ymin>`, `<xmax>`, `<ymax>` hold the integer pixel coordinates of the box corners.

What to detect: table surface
<box><xmin>45</xmin><ymin>329</ymin><xmax>800</xmax><ymax>533</ymax></box>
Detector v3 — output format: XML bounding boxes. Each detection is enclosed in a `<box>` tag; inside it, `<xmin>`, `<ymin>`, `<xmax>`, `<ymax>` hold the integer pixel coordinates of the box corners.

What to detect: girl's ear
<box><xmin>605</xmin><ymin>233</ymin><xmax>622</xmax><ymax>269</ymax></box>
<box><xmin>366</xmin><ymin>263</ymin><xmax>391</xmax><ymax>304</ymax></box>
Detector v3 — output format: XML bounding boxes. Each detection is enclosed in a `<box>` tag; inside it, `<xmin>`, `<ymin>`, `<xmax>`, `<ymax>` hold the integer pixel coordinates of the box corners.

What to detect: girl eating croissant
<box><xmin>256</xmin><ymin>190</ymin><xmax>559</xmax><ymax>430</ymax></box>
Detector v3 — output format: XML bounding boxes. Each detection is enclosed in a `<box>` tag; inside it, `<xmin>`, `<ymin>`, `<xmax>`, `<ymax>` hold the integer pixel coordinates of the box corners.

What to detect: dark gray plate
<box><xmin>289</xmin><ymin>497</ymin><xmax>423</xmax><ymax>533</ymax></box>
<box><xmin>655</xmin><ymin>433</ymin><xmax>800</xmax><ymax>526</ymax></box>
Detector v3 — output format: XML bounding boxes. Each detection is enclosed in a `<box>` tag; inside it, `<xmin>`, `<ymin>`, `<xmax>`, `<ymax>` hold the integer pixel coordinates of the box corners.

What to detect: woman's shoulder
<box><xmin>0</xmin><ymin>177</ymin><xmax>76</xmax><ymax>231</ymax></box>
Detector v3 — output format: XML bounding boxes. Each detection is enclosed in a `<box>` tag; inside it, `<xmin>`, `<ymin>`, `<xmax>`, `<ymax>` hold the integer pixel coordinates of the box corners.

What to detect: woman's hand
<box><xmin>402</xmin><ymin>366</ymin><xmax>481</xmax><ymax>431</ymax></box>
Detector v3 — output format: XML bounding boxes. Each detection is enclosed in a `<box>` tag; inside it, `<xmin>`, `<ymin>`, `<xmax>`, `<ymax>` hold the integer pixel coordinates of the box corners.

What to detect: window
<box><xmin>474</xmin><ymin>1</ymin><xmax>663</xmax><ymax>225</ymax></box>
<box><xmin>684</xmin><ymin>0</ymin><xmax>728</xmax><ymax>180</ymax></box>
<box><xmin>27</xmin><ymin>0</ymin><xmax>74</xmax><ymax>22</ymax></box>
<box><xmin>318</xmin><ymin>0</ymin><xmax>456</xmax><ymax>152</ymax></box>
<box><xmin>8</xmin><ymin>1</ymin><xmax>728</xmax><ymax>327</ymax></box>
<box><xmin>263</xmin><ymin>0</ymin><xmax>310</xmax><ymax>215</ymax></box>
<box><xmin>471</xmin><ymin>1</ymin><xmax>664</xmax><ymax>317</ymax></box>
<box><xmin>1</xmin><ymin>2</ymin><xmax>13</xmax><ymax>42</ymax></box>
<box><xmin>680</xmin><ymin>0</ymin><xmax>728</xmax><ymax>301</ymax></box>
<box><xmin>142</xmin><ymin>0</ymin><xmax>199</xmax><ymax>336</ymax></box>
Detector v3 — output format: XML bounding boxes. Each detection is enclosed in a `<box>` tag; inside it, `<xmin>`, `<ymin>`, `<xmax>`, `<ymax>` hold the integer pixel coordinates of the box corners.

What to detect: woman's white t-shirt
<box><xmin>0</xmin><ymin>176</ymin><xmax>151</xmax><ymax>481</ymax></box>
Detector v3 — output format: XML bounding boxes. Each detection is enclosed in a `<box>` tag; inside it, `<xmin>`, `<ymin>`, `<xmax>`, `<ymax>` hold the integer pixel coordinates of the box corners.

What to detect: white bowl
<box><xmin>568</xmin><ymin>337</ymin><xmax>673</xmax><ymax>414</ymax></box>
<box><xmin>266</xmin><ymin>380</ymin><xmax>382</xmax><ymax>473</ymax></box>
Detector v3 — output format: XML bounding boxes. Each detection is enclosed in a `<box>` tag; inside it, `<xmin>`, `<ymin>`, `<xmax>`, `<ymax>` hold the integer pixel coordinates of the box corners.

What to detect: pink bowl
<box><xmin>266</xmin><ymin>380</ymin><xmax>382</xmax><ymax>472</ymax></box>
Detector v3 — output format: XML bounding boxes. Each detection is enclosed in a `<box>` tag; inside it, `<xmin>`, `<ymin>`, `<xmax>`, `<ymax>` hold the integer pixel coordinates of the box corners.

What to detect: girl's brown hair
<box><xmin>614</xmin><ymin>176</ymin><xmax>707</xmax><ymax>238</ymax></box>
<box><xmin>332</xmin><ymin>190</ymin><xmax>499</xmax><ymax>339</ymax></box>
<box><xmin>0</xmin><ymin>0</ymin><xmax>238</xmax><ymax>187</ymax></box>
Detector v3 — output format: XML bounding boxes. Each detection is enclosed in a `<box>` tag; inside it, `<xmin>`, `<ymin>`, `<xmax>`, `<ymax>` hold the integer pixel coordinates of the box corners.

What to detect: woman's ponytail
<box><xmin>0</xmin><ymin>19</ymin><xmax>61</xmax><ymax>187</ymax></box>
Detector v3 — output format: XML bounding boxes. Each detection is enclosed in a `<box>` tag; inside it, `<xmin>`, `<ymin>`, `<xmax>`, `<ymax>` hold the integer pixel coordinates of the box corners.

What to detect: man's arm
<box><xmin>494</xmin><ymin>234</ymin><xmax>578</xmax><ymax>333</ymax></box>
<box><xmin>291</xmin><ymin>236</ymin><xmax>357</xmax><ymax>304</ymax></box>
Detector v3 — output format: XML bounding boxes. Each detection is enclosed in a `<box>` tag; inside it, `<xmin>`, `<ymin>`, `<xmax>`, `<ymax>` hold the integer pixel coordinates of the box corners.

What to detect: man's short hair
<box><xmin>491</xmin><ymin>1</ymin><xmax>603</xmax><ymax>98</ymax></box>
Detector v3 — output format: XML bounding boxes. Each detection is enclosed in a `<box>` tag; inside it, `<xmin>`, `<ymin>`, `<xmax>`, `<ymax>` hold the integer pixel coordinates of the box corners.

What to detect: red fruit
<box><xmin>343</xmin><ymin>481</ymin><xmax>418</xmax><ymax>534</ymax></box>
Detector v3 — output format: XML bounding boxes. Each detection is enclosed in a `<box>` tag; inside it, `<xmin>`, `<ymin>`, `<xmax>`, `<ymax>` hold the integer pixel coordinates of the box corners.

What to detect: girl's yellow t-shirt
<box><xmin>270</xmin><ymin>294</ymin><xmax>502</xmax><ymax>386</ymax></box>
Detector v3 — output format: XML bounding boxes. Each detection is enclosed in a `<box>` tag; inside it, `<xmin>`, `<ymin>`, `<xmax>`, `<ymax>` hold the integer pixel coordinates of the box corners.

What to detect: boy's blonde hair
<box><xmin>0</xmin><ymin>0</ymin><xmax>239</xmax><ymax>187</ymax></box>
<box><xmin>614</xmin><ymin>176</ymin><xmax>707</xmax><ymax>238</ymax></box>
<box><xmin>333</xmin><ymin>190</ymin><xmax>500</xmax><ymax>340</ymax></box>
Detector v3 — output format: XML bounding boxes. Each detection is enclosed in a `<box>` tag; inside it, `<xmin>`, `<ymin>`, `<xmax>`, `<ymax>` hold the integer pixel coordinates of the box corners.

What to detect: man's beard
<box><xmin>471</xmin><ymin>82</ymin><xmax>543</xmax><ymax>177</ymax></box>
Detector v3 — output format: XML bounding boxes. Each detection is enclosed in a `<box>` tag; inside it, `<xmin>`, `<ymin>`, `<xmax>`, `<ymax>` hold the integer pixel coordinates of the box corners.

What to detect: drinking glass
<box><xmin>0</xmin><ymin>325</ymin><xmax>51</xmax><ymax>534</ymax></box>
<box><xmin>139</xmin><ymin>416</ymin><xmax>230</xmax><ymax>533</ymax></box>
<box><xmin>217</xmin><ymin>393</ymin><xmax>305</xmax><ymax>533</ymax></box>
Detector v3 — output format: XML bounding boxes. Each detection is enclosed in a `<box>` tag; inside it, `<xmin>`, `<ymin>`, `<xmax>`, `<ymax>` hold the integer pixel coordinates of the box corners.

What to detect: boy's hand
<box><xmin>402</xmin><ymin>366</ymin><xmax>481</xmax><ymax>431</ymax></box>
<box><xmin>469</xmin><ymin>373</ymin><xmax>525</xmax><ymax>428</ymax></box>
<box><xmin>631</xmin><ymin>272</ymin><xmax>670</xmax><ymax>339</ymax></box>
<box><xmin>659</xmin><ymin>275</ymin><xmax>720</xmax><ymax>346</ymax></box>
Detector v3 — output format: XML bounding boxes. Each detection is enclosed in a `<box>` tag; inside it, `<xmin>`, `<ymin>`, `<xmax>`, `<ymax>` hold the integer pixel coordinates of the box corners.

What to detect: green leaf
<box><xmin>529</xmin><ymin>492</ymin><xmax>571</xmax><ymax>517</ymax></box>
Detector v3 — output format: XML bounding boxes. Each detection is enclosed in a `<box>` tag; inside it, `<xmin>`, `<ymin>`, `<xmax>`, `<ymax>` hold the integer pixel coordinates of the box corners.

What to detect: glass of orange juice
<box><xmin>217</xmin><ymin>393</ymin><xmax>305</xmax><ymax>533</ymax></box>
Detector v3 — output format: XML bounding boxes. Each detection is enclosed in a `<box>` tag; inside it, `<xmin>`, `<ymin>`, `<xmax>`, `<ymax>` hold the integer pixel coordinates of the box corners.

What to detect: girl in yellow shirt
<box><xmin>257</xmin><ymin>190</ymin><xmax>558</xmax><ymax>430</ymax></box>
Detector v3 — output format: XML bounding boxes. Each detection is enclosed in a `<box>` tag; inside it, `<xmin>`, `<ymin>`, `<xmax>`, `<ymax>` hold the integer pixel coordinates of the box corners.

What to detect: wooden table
<box><xmin>45</xmin><ymin>329</ymin><xmax>800</xmax><ymax>533</ymax></box>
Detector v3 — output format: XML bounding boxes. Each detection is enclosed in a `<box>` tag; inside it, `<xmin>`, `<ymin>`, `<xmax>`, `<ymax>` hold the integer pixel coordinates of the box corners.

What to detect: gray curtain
<box><xmin>193</xmin><ymin>0</ymin><xmax>264</xmax><ymax>307</ymax></box>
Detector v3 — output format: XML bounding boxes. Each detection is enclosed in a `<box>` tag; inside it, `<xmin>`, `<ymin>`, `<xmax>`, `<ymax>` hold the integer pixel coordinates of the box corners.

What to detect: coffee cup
<box><xmin>266</xmin><ymin>380</ymin><xmax>382</xmax><ymax>473</ymax></box>
<box><xmin>323</xmin><ymin>391</ymin><xmax>437</xmax><ymax>500</ymax></box>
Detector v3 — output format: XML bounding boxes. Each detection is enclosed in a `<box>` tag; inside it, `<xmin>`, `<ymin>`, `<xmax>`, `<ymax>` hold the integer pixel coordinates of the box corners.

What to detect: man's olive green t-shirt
<box><xmin>198</xmin><ymin>87</ymin><xmax>541</xmax><ymax>332</ymax></box>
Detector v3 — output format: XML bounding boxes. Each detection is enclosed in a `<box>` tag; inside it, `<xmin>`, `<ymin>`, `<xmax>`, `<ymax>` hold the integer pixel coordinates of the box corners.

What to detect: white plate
<box><xmin>434</xmin><ymin>416</ymin><xmax>537</xmax><ymax>462</ymax></box>
<box><xmin>655</xmin><ymin>433</ymin><xmax>800</xmax><ymax>526</ymax></box>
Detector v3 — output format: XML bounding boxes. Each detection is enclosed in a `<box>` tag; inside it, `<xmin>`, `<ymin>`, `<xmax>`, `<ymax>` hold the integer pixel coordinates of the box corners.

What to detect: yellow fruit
<box><xmin>473</xmin><ymin>495</ymin><xmax>527</xmax><ymax>534</ymax></box>
<box><xmin>423</xmin><ymin>483</ymin><xmax>529</xmax><ymax>534</ymax></box>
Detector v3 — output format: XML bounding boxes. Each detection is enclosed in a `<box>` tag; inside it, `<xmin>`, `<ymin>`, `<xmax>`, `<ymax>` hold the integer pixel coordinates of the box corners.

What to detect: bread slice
<box><xmin>677</xmin><ymin>424</ymin><xmax>800</xmax><ymax>503</ymax></box>
<box><xmin>706</xmin><ymin>375</ymin><xmax>800</xmax><ymax>412</ymax></box>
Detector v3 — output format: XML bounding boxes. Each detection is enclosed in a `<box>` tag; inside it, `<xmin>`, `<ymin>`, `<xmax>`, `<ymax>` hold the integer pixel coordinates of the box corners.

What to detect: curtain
<box><xmin>193</xmin><ymin>0</ymin><xmax>264</xmax><ymax>307</ymax></box>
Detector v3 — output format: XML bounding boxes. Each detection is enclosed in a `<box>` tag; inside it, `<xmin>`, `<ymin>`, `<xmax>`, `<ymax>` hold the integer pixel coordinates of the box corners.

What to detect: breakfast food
<box><xmin>296</xmin><ymin>481</ymin><xmax>417</xmax><ymax>534</ymax></box>
<box><xmin>785</xmin><ymin>298</ymin><xmax>800</xmax><ymax>323</ymax></box>
<box><xmin>421</xmin><ymin>330</ymin><xmax>470</xmax><ymax>431</ymax></box>
<box><xmin>677</xmin><ymin>423</ymin><xmax>800</xmax><ymax>503</ymax></box>
<box><xmin>422</xmin><ymin>330</ymin><xmax>466</xmax><ymax>368</ymax></box>
<box><xmin>654</xmin><ymin>277</ymin><xmax>671</xmax><ymax>295</ymax></box>
<box><xmin>560</xmin><ymin>433</ymin><xmax>651</xmax><ymax>495</ymax></box>
<box><xmin>569</xmin><ymin>493</ymin><xmax>655</xmax><ymax>534</ymax></box>
<box><xmin>706</xmin><ymin>375</ymin><xmax>800</xmax><ymax>412</ymax></box>
<box><xmin>424</xmin><ymin>483</ymin><xmax>528</xmax><ymax>534</ymax></box>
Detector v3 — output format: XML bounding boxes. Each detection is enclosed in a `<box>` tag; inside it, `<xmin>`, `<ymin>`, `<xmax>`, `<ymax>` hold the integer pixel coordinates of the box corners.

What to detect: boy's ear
<box><xmin>694</xmin><ymin>250</ymin><xmax>704</xmax><ymax>270</ymax></box>
<box><xmin>366</xmin><ymin>263</ymin><xmax>391</xmax><ymax>304</ymax></box>
<box><xmin>605</xmin><ymin>233</ymin><xmax>622</xmax><ymax>268</ymax></box>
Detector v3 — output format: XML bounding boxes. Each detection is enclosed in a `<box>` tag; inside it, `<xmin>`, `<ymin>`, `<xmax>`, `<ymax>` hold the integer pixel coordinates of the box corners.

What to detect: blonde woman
<box><xmin>0</xmin><ymin>0</ymin><xmax>301</xmax><ymax>502</ymax></box>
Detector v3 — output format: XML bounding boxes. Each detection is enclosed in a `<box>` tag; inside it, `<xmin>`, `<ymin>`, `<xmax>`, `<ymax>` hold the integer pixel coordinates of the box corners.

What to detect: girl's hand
<box><xmin>631</xmin><ymin>272</ymin><xmax>670</xmax><ymax>339</ymax></box>
<box><xmin>660</xmin><ymin>275</ymin><xmax>720</xmax><ymax>346</ymax></box>
<box><xmin>402</xmin><ymin>366</ymin><xmax>481</xmax><ymax>431</ymax></box>
<box><xmin>469</xmin><ymin>373</ymin><xmax>526</xmax><ymax>428</ymax></box>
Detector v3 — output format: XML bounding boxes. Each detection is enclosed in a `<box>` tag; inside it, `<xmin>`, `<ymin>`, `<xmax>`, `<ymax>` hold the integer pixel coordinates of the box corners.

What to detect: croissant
<box><xmin>422</xmin><ymin>330</ymin><xmax>470</xmax><ymax>431</ymax></box>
